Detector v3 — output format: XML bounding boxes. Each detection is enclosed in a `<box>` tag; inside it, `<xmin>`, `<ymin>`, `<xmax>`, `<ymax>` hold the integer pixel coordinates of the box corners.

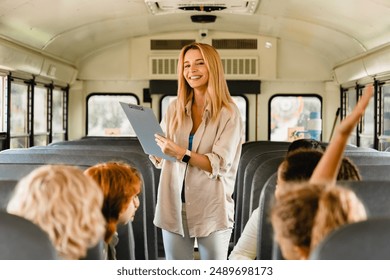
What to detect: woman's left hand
<box><xmin>155</xmin><ymin>134</ymin><xmax>186</xmax><ymax>161</ymax></box>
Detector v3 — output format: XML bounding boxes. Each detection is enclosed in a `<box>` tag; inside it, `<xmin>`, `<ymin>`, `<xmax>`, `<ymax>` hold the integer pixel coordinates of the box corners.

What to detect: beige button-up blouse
<box><xmin>150</xmin><ymin>100</ymin><xmax>244</xmax><ymax>238</ymax></box>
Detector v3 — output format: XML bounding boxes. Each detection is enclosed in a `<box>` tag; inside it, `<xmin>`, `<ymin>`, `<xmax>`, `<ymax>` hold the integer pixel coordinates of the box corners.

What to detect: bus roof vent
<box><xmin>150</xmin><ymin>57</ymin><xmax>179</xmax><ymax>77</ymax></box>
<box><xmin>212</xmin><ymin>39</ymin><xmax>258</xmax><ymax>49</ymax></box>
<box><xmin>151</xmin><ymin>39</ymin><xmax>195</xmax><ymax>50</ymax></box>
<box><xmin>145</xmin><ymin>0</ymin><xmax>259</xmax><ymax>15</ymax></box>
<box><xmin>150</xmin><ymin>56</ymin><xmax>258</xmax><ymax>78</ymax></box>
<box><xmin>221</xmin><ymin>57</ymin><xmax>258</xmax><ymax>77</ymax></box>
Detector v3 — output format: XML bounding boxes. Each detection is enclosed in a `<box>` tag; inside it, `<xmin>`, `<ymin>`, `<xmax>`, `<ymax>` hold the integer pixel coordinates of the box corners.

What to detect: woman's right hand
<box><xmin>155</xmin><ymin>134</ymin><xmax>186</xmax><ymax>161</ymax></box>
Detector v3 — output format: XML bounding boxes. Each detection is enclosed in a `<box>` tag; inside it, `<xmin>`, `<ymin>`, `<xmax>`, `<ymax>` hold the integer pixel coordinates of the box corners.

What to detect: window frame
<box><xmin>6</xmin><ymin>75</ymin><xmax>68</xmax><ymax>148</ymax></box>
<box><xmin>377</xmin><ymin>81</ymin><xmax>390</xmax><ymax>151</ymax></box>
<box><xmin>85</xmin><ymin>92</ymin><xmax>139</xmax><ymax>137</ymax></box>
<box><xmin>268</xmin><ymin>93</ymin><xmax>323</xmax><ymax>141</ymax></box>
<box><xmin>341</xmin><ymin>83</ymin><xmax>376</xmax><ymax>149</ymax></box>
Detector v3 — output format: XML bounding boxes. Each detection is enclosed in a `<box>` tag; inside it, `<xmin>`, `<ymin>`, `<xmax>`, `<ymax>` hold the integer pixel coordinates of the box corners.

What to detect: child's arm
<box><xmin>310</xmin><ymin>85</ymin><xmax>373</xmax><ymax>185</ymax></box>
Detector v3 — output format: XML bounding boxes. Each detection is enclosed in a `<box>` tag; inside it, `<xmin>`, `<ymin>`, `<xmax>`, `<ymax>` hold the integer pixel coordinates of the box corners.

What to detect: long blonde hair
<box><xmin>169</xmin><ymin>42</ymin><xmax>233</xmax><ymax>135</ymax></box>
<box><xmin>7</xmin><ymin>165</ymin><xmax>106</xmax><ymax>260</ymax></box>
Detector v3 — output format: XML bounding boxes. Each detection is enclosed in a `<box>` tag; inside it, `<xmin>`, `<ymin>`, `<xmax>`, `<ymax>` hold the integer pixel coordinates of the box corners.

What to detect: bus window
<box><xmin>0</xmin><ymin>75</ymin><xmax>6</xmax><ymax>151</ymax></box>
<box><xmin>269</xmin><ymin>95</ymin><xmax>322</xmax><ymax>142</ymax></box>
<box><xmin>10</xmin><ymin>81</ymin><xmax>29</xmax><ymax>148</ymax></box>
<box><xmin>379</xmin><ymin>83</ymin><xmax>390</xmax><ymax>151</ymax></box>
<box><xmin>161</xmin><ymin>95</ymin><xmax>177</xmax><ymax>119</ymax></box>
<box><xmin>343</xmin><ymin>85</ymin><xmax>375</xmax><ymax>148</ymax></box>
<box><xmin>359</xmin><ymin>85</ymin><xmax>375</xmax><ymax>149</ymax></box>
<box><xmin>86</xmin><ymin>94</ymin><xmax>139</xmax><ymax>136</ymax></box>
<box><xmin>52</xmin><ymin>88</ymin><xmax>67</xmax><ymax>143</ymax></box>
<box><xmin>33</xmin><ymin>85</ymin><xmax>48</xmax><ymax>146</ymax></box>
<box><xmin>0</xmin><ymin>75</ymin><xmax>5</xmax><ymax>132</ymax></box>
<box><xmin>344</xmin><ymin>87</ymin><xmax>357</xmax><ymax>146</ymax></box>
<box><xmin>160</xmin><ymin>95</ymin><xmax>248</xmax><ymax>141</ymax></box>
<box><xmin>232</xmin><ymin>95</ymin><xmax>247</xmax><ymax>140</ymax></box>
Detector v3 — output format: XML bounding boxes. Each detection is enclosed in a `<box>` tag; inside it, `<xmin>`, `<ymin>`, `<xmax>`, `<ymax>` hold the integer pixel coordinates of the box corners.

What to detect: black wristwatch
<box><xmin>181</xmin><ymin>149</ymin><xmax>191</xmax><ymax>163</ymax></box>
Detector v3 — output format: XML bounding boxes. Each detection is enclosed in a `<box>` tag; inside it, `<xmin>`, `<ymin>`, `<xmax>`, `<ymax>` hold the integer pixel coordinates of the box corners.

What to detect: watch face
<box><xmin>182</xmin><ymin>154</ymin><xmax>191</xmax><ymax>163</ymax></box>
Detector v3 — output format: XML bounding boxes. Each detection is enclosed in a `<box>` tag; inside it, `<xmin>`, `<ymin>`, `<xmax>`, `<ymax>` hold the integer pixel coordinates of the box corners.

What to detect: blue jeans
<box><xmin>162</xmin><ymin>205</ymin><xmax>232</xmax><ymax>260</ymax></box>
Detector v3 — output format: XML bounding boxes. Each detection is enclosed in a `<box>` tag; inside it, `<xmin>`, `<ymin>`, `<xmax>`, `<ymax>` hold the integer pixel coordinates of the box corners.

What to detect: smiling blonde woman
<box><xmin>150</xmin><ymin>43</ymin><xmax>245</xmax><ymax>260</ymax></box>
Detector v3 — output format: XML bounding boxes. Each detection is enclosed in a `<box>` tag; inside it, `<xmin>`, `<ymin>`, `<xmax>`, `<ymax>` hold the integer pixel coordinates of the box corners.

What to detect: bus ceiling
<box><xmin>0</xmin><ymin>0</ymin><xmax>389</xmax><ymax>84</ymax></box>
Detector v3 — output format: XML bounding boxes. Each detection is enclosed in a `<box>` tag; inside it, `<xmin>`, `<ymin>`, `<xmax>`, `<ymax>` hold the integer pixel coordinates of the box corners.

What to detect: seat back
<box><xmin>0</xmin><ymin>149</ymin><xmax>155</xmax><ymax>260</ymax></box>
<box><xmin>234</xmin><ymin>155</ymin><xmax>284</xmax><ymax>247</ymax></box>
<box><xmin>0</xmin><ymin>163</ymin><xmax>87</xmax><ymax>180</ymax></box>
<box><xmin>338</xmin><ymin>180</ymin><xmax>390</xmax><ymax>217</ymax></box>
<box><xmin>233</xmin><ymin>144</ymin><xmax>287</xmax><ymax>245</ymax></box>
<box><xmin>344</xmin><ymin>151</ymin><xmax>390</xmax><ymax>180</ymax></box>
<box><xmin>239</xmin><ymin>151</ymin><xmax>286</xmax><ymax>235</ymax></box>
<box><xmin>0</xmin><ymin>180</ymin><xmax>18</xmax><ymax>210</ymax></box>
<box><xmin>249</xmin><ymin>157</ymin><xmax>284</xmax><ymax>218</ymax></box>
<box><xmin>0</xmin><ymin>211</ymin><xmax>58</xmax><ymax>260</ymax></box>
<box><xmin>116</xmin><ymin>222</ymin><xmax>136</xmax><ymax>260</ymax></box>
<box><xmin>256</xmin><ymin>173</ymin><xmax>277</xmax><ymax>260</ymax></box>
<box><xmin>49</xmin><ymin>136</ymin><xmax>143</xmax><ymax>150</ymax></box>
<box><xmin>235</xmin><ymin>142</ymin><xmax>288</xmax><ymax>202</ymax></box>
<box><xmin>309</xmin><ymin>218</ymin><xmax>390</xmax><ymax>260</ymax></box>
<box><xmin>82</xmin><ymin>222</ymin><xmax>135</xmax><ymax>260</ymax></box>
<box><xmin>82</xmin><ymin>240</ymin><xmax>105</xmax><ymax>260</ymax></box>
